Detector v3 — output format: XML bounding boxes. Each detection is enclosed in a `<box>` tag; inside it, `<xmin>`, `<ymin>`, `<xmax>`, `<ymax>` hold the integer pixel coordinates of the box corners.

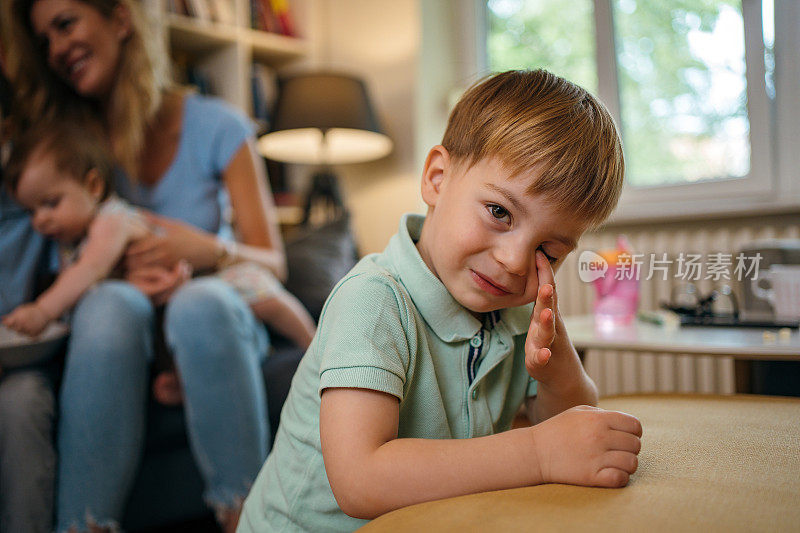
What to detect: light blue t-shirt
<box><xmin>0</xmin><ymin>189</ymin><xmax>51</xmax><ymax>314</ymax></box>
<box><xmin>114</xmin><ymin>93</ymin><xmax>254</xmax><ymax>240</ymax></box>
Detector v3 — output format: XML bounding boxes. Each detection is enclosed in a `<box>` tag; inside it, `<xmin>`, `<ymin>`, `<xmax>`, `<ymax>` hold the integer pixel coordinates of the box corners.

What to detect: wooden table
<box><xmin>360</xmin><ymin>394</ymin><xmax>800</xmax><ymax>533</ymax></box>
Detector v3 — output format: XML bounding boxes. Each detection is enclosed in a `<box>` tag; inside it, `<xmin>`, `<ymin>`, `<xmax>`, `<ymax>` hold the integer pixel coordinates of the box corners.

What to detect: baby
<box><xmin>2</xmin><ymin>120</ymin><xmax>315</xmax><ymax>400</ymax></box>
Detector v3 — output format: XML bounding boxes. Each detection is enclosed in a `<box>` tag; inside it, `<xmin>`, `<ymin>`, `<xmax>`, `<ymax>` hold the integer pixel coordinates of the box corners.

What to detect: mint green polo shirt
<box><xmin>239</xmin><ymin>214</ymin><xmax>538</xmax><ymax>533</ymax></box>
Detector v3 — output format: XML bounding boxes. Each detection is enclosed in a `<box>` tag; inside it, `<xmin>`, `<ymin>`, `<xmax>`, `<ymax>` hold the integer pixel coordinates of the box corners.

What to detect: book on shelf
<box><xmin>185</xmin><ymin>0</ymin><xmax>211</xmax><ymax>21</ymax></box>
<box><xmin>207</xmin><ymin>0</ymin><xmax>235</xmax><ymax>25</ymax></box>
<box><xmin>268</xmin><ymin>0</ymin><xmax>296</xmax><ymax>37</ymax></box>
<box><xmin>251</xmin><ymin>76</ymin><xmax>269</xmax><ymax>134</ymax></box>
<box><xmin>251</xmin><ymin>0</ymin><xmax>296</xmax><ymax>36</ymax></box>
<box><xmin>170</xmin><ymin>53</ymin><xmax>189</xmax><ymax>85</ymax></box>
<box><xmin>167</xmin><ymin>0</ymin><xmax>189</xmax><ymax>16</ymax></box>
<box><xmin>172</xmin><ymin>53</ymin><xmax>214</xmax><ymax>96</ymax></box>
<box><xmin>187</xmin><ymin>67</ymin><xmax>213</xmax><ymax>95</ymax></box>
<box><xmin>250</xmin><ymin>0</ymin><xmax>259</xmax><ymax>30</ymax></box>
<box><xmin>251</xmin><ymin>63</ymin><xmax>278</xmax><ymax>134</ymax></box>
<box><xmin>167</xmin><ymin>0</ymin><xmax>296</xmax><ymax>34</ymax></box>
<box><xmin>252</xmin><ymin>0</ymin><xmax>277</xmax><ymax>33</ymax></box>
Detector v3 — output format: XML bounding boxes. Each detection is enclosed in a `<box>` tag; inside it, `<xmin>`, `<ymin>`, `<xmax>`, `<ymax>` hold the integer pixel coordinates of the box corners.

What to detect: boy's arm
<box><xmin>525</xmin><ymin>311</ymin><xmax>598</xmax><ymax>424</ymax></box>
<box><xmin>525</xmin><ymin>319</ymin><xmax>598</xmax><ymax>424</ymax></box>
<box><xmin>321</xmin><ymin>387</ymin><xmax>642</xmax><ymax>520</ymax></box>
<box><xmin>14</xmin><ymin>214</ymin><xmax>131</xmax><ymax>332</ymax></box>
<box><xmin>524</xmin><ymin>251</ymin><xmax>598</xmax><ymax>425</ymax></box>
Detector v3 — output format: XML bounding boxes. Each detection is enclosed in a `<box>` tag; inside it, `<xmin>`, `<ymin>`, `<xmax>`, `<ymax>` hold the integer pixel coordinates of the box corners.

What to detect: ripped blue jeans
<box><xmin>55</xmin><ymin>278</ymin><xmax>269</xmax><ymax>532</ymax></box>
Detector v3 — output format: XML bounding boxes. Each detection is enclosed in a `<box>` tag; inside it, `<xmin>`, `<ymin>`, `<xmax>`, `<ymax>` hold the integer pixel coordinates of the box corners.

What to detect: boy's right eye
<box><xmin>487</xmin><ymin>204</ymin><xmax>511</xmax><ymax>224</ymax></box>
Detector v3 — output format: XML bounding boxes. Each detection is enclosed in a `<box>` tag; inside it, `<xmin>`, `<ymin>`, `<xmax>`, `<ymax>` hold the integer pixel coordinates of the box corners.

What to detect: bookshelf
<box><xmin>146</xmin><ymin>0</ymin><xmax>308</xmax><ymax>120</ymax></box>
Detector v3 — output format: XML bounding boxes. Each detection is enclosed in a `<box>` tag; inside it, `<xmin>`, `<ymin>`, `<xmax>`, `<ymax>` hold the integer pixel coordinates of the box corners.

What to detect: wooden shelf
<box><xmin>166</xmin><ymin>13</ymin><xmax>306</xmax><ymax>64</ymax></box>
<box><xmin>155</xmin><ymin>1</ymin><xmax>308</xmax><ymax>120</ymax></box>
<box><xmin>167</xmin><ymin>14</ymin><xmax>238</xmax><ymax>54</ymax></box>
<box><xmin>246</xmin><ymin>28</ymin><xmax>308</xmax><ymax>64</ymax></box>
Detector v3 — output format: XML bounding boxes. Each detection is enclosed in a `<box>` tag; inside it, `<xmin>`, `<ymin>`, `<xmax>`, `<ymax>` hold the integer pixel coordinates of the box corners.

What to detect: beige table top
<box><xmin>564</xmin><ymin>314</ymin><xmax>800</xmax><ymax>360</ymax></box>
<box><xmin>360</xmin><ymin>394</ymin><xmax>800</xmax><ymax>533</ymax></box>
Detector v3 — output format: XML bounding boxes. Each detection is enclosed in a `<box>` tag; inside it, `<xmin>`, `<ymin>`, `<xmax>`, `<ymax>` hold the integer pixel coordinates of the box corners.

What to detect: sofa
<box><xmin>121</xmin><ymin>216</ymin><xmax>360</xmax><ymax>531</ymax></box>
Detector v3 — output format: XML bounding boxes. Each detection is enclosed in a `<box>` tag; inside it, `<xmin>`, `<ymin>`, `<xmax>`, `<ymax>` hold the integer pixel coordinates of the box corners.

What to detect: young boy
<box><xmin>238</xmin><ymin>70</ymin><xmax>642</xmax><ymax>532</ymax></box>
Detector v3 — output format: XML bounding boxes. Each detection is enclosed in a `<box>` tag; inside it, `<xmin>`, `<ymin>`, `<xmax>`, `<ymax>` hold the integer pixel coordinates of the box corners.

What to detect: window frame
<box><xmin>471</xmin><ymin>0</ymin><xmax>800</xmax><ymax>223</ymax></box>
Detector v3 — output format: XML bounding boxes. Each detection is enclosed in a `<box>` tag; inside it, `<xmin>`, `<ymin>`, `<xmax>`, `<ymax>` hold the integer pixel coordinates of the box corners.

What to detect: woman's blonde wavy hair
<box><xmin>2</xmin><ymin>0</ymin><xmax>171</xmax><ymax>178</ymax></box>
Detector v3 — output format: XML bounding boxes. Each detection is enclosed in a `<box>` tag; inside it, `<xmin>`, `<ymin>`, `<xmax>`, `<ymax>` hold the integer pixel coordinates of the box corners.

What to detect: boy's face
<box><xmin>15</xmin><ymin>147</ymin><xmax>102</xmax><ymax>243</ymax></box>
<box><xmin>416</xmin><ymin>147</ymin><xmax>588</xmax><ymax>314</ymax></box>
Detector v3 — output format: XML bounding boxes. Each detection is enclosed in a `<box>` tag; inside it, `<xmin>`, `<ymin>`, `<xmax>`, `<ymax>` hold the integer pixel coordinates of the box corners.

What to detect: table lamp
<box><xmin>257</xmin><ymin>72</ymin><xmax>393</xmax><ymax>226</ymax></box>
<box><xmin>258</xmin><ymin>72</ymin><xmax>393</xmax><ymax>166</ymax></box>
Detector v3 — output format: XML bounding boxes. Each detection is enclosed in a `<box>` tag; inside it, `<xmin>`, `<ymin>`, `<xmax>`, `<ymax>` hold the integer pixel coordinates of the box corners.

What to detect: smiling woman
<box><xmin>30</xmin><ymin>0</ymin><xmax>131</xmax><ymax>99</ymax></box>
<box><xmin>2</xmin><ymin>0</ymin><xmax>290</xmax><ymax>531</ymax></box>
<box><xmin>5</xmin><ymin>0</ymin><xmax>167</xmax><ymax>179</ymax></box>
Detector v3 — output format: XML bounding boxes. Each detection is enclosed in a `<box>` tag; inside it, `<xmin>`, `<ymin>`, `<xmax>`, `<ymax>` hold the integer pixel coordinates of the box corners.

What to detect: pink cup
<box><xmin>593</xmin><ymin>265</ymin><xmax>639</xmax><ymax>328</ymax></box>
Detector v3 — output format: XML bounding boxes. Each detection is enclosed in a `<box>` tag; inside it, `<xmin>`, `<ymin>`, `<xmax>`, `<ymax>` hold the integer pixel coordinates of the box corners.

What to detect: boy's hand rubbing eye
<box><xmin>525</xmin><ymin>250</ymin><xmax>559</xmax><ymax>380</ymax></box>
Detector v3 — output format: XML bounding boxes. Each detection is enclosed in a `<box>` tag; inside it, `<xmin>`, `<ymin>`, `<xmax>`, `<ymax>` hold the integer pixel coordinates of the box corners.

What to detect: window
<box><xmin>478</xmin><ymin>0</ymin><xmax>800</xmax><ymax>221</ymax></box>
<box><xmin>488</xmin><ymin>0</ymin><xmax>597</xmax><ymax>93</ymax></box>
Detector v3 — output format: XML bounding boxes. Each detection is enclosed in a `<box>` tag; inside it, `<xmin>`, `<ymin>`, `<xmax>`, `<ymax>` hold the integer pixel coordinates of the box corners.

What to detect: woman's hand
<box><xmin>126</xmin><ymin>260</ymin><xmax>192</xmax><ymax>306</ymax></box>
<box><xmin>125</xmin><ymin>141</ymin><xmax>288</xmax><ymax>279</ymax></box>
<box><xmin>125</xmin><ymin>213</ymin><xmax>217</xmax><ymax>272</ymax></box>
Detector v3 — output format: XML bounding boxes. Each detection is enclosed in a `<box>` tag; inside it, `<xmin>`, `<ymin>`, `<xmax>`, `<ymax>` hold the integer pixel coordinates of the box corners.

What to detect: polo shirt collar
<box><xmin>498</xmin><ymin>303</ymin><xmax>535</xmax><ymax>337</ymax></box>
<box><xmin>386</xmin><ymin>214</ymin><xmax>533</xmax><ymax>342</ymax></box>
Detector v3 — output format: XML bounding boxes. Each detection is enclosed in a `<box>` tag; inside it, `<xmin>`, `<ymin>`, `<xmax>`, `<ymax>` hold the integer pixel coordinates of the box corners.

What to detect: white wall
<box><xmin>302</xmin><ymin>0</ymin><xmax>423</xmax><ymax>255</ymax></box>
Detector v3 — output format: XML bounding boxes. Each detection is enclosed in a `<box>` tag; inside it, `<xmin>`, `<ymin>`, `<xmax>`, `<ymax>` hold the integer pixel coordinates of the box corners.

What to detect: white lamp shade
<box><xmin>257</xmin><ymin>72</ymin><xmax>392</xmax><ymax>165</ymax></box>
<box><xmin>258</xmin><ymin>127</ymin><xmax>393</xmax><ymax>165</ymax></box>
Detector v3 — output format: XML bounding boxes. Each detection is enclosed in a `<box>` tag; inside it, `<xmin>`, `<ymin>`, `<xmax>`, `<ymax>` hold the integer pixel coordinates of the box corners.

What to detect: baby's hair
<box><xmin>4</xmin><ymin>117</ymin><xmax>114</xmax><ymax>200</ymax></box>
<box><xmin>442</xmin><ymin>70</ymin><xmax>624</xmax><ymax>228</ymax></box>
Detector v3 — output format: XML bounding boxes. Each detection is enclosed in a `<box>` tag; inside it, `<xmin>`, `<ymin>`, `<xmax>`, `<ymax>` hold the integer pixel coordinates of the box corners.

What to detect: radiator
<box><xmin>557</xmin><ymin>214</ymin><xmax>800</xmax><ymax>396</ymax></box>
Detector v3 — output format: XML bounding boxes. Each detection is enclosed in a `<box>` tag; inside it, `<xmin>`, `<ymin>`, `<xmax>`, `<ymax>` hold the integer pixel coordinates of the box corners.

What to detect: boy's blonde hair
<box><xmin>442</xmin><ymin>70</ymin><xmax>624</xmax><ymax>227</ymax></box>
<box><xmin>3</xmin><ymin>0</ymin><xmax>170</xmax><ymax>179</ymax></box>
<box><xmin>4</xmin><ymin>116</ymin><xmax>114</xmax><ymax>201</ymax></box>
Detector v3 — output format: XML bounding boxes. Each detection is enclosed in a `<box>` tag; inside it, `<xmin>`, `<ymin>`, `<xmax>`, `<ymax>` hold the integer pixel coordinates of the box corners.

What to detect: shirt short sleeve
<box><xmin>197</xmin><ymin>97</ymin><xmax>255</xmax><ymax>173</ymax></box>
<box><xmin>316</xmin><ymin>272</ymin><xmax>412</xmax><ymax>401</ymax></box>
